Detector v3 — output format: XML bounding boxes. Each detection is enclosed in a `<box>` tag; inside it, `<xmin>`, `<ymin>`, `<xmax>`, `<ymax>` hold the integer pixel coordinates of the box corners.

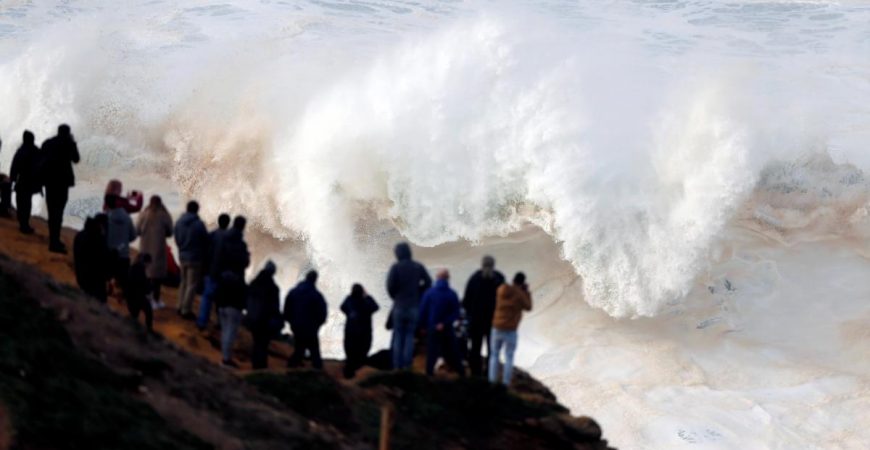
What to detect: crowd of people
<box><xmin>0</xmin><ymin>125</ymin><xmax>533</xmax><ymax>385</ymax></box>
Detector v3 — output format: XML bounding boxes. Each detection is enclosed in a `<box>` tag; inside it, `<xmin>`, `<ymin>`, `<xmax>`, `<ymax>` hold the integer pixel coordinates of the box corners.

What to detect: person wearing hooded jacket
<box><xmin>284</xmin><ymin>270</ymin><xmax>328</xmax><ymax>369</ymax></box>
<box><xmin>174</xmin><ymin>200</ymin><xmax>208</xmax><ymax>319</ymax></box>
<box><xmin>488</xmin><ymin>272</ymin><xmax>533</xmax><ymax>386</ymax></box>
<box><xmin>137</xmin><ymin>195</ymin><xmax>173</xmax><ymax>304</ymax></box>
<box><xmin>246</xmin><ymin>261</ymin><xmax>280</xmax><ymax>370</ymax></box>
<box><xmin>419</xmin><ymin>269</ymin><xmax>464</xmax><ymax>376</ymax></box>
<box><xmin>386</xmin><ymin>242</ymin><xmax>432</xmax><ymax>370</ymax></box>
<box><xmin>9</xmin><ymin>131</ymin><xmax>41</xmax><ymax>234</ymax></box>
<box><xmin>40</xmin><ymin>124</ymin><xmax>80</xmax><ymax>253</ymax></box>
<box><xmin>462</xmin><ymin>255</ymin><xmax>505</xmax><ymax>376</ymax></box>
<box><xmin>341</xmin><ymin>284</ymin><xmax>379</xmax><ymax>378</ymax></box>
<box><xmin>73</xmin><ymin>216</ymin><xmax>111</xmax><ymax>302</ymax></box>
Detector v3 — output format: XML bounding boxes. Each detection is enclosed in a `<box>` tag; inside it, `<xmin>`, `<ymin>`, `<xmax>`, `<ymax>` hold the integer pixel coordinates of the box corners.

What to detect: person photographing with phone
<box><xmin>488</xmin><ymin>272</ymin><xmax>533</xmax><ymax>386</ymax></box>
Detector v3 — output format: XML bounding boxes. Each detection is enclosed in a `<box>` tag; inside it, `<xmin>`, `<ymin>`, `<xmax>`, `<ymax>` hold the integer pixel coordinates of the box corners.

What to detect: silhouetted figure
<box><xmin>213</xmin><ymin>216</ymin><xmax>250</xmax><ymax>368</ymax></box>
<box><xmin>174</xmin><ymin>200</ymin><xmax>208</xmax><ymax>320</ymax></box>
<box><xmin>284</xmin><ymin>270</ymin><xmax>328</xmax><ymax>370</ymax></box>
<box><xmin>128</xmin><ymin>253</ymin><xmax>155</xmax><ymax>333</ymax></box>
<box><xmin>73</xmin><ymin>216</ymin><xmax>111</xmax><ymax>302</ymax></box>
<box><xmin>245</xmin><ymin>261</ymin><xmax>280</xmax><ymax>370</ymax></box>
<box><xmin>0</xmin><ymin>134</ymin><xmax>8</xmax><ymax>216</ymax></box>
<box><xmin>419</xmin><ymin>269</ymin><xmax>463</xmax><ymax>376</ymax></box>
<box><xmin>40</xmin><ymin>124</ymin><xmax>80</xmax><ymax>253</ymax></box>
<box><xmin>341</xmin><ymin>284</ymin><xmax>379</xmax><ymax>379</ymax></box>
<box><xmin>105</xmin><ymin>194</ymin><xmax>137</xmax><ymax>295</ymax></box>
<box><xmin>462</xmin><ymin>255</ymin><xmax>505</xmax><ymax>376</ymax></box>
<box><xmin>103</xmin><ymin>179</ymin><xmax>143</xmax><ymax>213</ymax></box>
<box><xmin>9</xmin><ymin>131</ymin><xmax>41</xmax><ymax>234</ymax></box>
<box><xmin>136</xmin><ymin>195</ymin><xmax>173</xmax><ymax>305</ymax></box>
<box><xmin>489</xmin><ymin>272</ymin><xmax>533</xmax><ymax>385</ymax></box>
<box><xmin>386</xmin><ymin>242</ymin><xmax>432</xmax><ymax>370</ymax></box>
<box><xmin>197</xmin><ymin>213</ymin><xmax>231</xmax><ymax>329</ymax></box>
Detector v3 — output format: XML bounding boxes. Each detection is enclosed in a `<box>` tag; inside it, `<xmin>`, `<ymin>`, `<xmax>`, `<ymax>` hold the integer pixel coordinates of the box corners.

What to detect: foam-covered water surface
<box><xmin>1</xmin><ymin>1</ymin><xmax>868</xmax><ymax>448</ymax></box>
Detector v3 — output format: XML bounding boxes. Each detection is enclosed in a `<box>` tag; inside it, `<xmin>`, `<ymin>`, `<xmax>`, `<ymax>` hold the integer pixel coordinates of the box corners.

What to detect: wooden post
<box><xmin>379</xmin><ymin>404</ymin><xmax>393</xmax><ymax>450</ymax></box>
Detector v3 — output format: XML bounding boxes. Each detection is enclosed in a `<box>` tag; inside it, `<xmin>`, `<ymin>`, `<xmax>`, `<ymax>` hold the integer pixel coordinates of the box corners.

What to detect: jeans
<box><xmin>390</xmin><ymin>307</ymin><xmax>418</xmax><ymax>370</ymax></box>
<box><xmin>196</xmin><ymin>276</ymin><xmax>219</xmax><ymax>328</ymax></box>
<box><xmin>488</xmin><ymin>328</ymin><xmax>518</xmax><ymax>385</ymax></box>
<box><xmin>219</xmin><ymin>307</ymin><xmax>242</xmax><ymax>362</ymax></box>
<box><xmin>177</xmin><ymin>261</ymin><xmax>202</xmax><ymax>315</ymax></box>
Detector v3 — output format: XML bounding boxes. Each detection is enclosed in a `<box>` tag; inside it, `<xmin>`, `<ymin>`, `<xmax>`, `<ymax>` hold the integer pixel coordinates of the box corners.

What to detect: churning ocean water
<box><xmin>1</xmin><ymin>1</ymin><xmax>869</xmax><ymax>448</ymax></box>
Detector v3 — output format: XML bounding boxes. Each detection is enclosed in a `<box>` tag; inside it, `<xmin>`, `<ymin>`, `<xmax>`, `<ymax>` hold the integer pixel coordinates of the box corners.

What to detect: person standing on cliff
<box><xmin>489</xmin><ymin>272</ymin><xmax>533</xmax><ymax>386</ymax></box>
<box><xmin>40</xmin><ymin>124</ymin><xmax>80</xmax><ymax>253</ymax></box>
<box><xmin>213</xmin><ymin>216</ymin><xmax>250</xmax><ymax>368</ymax></box>
<box><xmin>419</xmin><ymin>269</ymin><xmax>464</xmax><ymax>376</ymax></box>
<box><xmin>245</xmin><ymin>261</ymin><xmax>281</xmax><ymax>370</ymax></box>
<box><xmin>462</xmin><ymin>255</ymin><xmax>505</xmax><ymax>376</ymax></box>
<box><xmin>9</xmin><ymin>131</ymin><xmax>41</xmax><ymax>234</ymax></box>
<box><xmin>174</xmin><ymin>200</ymin><xmax>208</xmax><ymax>320</ymax></box>
<box><xmin>386</xmin><ymin>242</ymin><xmax>432</xmax><ymax>370</ymax></box>
<box><xmin>341</xmin><ymin>283</ymin><xmax>379</xmax><ymax>378</ymax></box>
<box><xmin>105</xmin><ymin>194</ymin><xmax>137</xmax><ymax>295</ymax></box>
<box><xmin>284</xmin><ymin>270</ymin><xmax>328</xmax><ymax>370</ymax></box>
<box><xmin>136</xmin><ymin>195</ymin><xmax>173</xmax><ymax>307</ymax></box>
<box><xmin>197</xmin><ymin>213</ymin><xmax>231</xmax><ymax>330</ymax></box>
<box><xmin>73</xmin><ymin>215</ymin><xmax>111</xmax><ymax>302</ymax></box>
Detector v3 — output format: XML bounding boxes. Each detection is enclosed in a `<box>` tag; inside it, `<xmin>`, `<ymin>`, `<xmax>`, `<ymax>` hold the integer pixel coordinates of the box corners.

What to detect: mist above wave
<box><xmin>0</xmin><ymin>1</ymin><xmax>867</xmax><ymax>318</ymax></box>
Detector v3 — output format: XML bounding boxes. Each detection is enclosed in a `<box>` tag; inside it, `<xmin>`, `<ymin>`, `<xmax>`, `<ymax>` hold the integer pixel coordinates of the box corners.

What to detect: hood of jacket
<box><xmin>394</xmin><ymin>242</ymin><xmax>412</xmax><ymax>261</ymax></box>
<box><xmin>177</xmin><ymin>212</ymin><xmax>199</xmax><ymax>228</ymax></box>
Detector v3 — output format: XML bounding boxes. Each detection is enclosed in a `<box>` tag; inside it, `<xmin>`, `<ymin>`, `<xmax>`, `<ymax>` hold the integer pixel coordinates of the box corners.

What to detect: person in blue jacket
<box><xmin>284</xmin><ymin>270</ymin><xmax>328</xmax><ymax>369</ymax></box>
<box><xmin>419</xmin><ymin>269</ymin><xmax>464</xmax><ymax>376</ymax></box>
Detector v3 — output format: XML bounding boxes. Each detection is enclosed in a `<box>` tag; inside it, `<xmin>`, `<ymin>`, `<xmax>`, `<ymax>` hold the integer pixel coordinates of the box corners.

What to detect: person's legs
<box><xmin>196</xmin><ymin>276</ymin><xmax>218</xmax><ymax>328</ymax></box>
<box><xmin>151</xmin><ymin>279</ymin><xmax>162</xmax><ymax>302</ymax></box>
<box><xmin>45</xmin><ymin>187</ymin><xmax>68</xmax><ymax>249</ymax></box>
<box><xmin>179</xmin><ymin>262</ymin><xmax>201</xmax><ymax>315</ymax></box>
<box><xmin>488</xmin><ymin>328</ymin><xmax>505</xmax><ymax>383</ymax></box>
<box><xmin>468</xmin><ymin>326</ymin><xmax>485</xmax><ymax>376</ymax></box>
<box><xmin>220</xmin><ymin>307</ymin><xmax>241</xmax><ymax>362</ymax></box>
<box><xmin>251</xmin><ymin>328</ymin><xmax>270</xmax><ymax>370</ymax></box>
<box><xmin>399</xmin><ymin>309</ymin><xmax>418</xmax><ymax>369</ymax></box>
<box><xmin>425</xmin><ymin>330</ymin><xmax>441</xmax><ymax>375</ymax></box>
<box><xmin>0</xmin><ymin>177</ymin><xmax>11</xmax><ymax>215</ymax></box>
<box><xmin>177</xmin><ymin>263</ymin><xmax>189</xmax><ymax>313</ymax></box>
<box><xmin>390</xmin><ymin>326</ymin><xmax>404</xmax><ymax>370</ymax></box>
<box><xmin>116</xmin><ymin>258</ymin><xmax>131</xmax><ymax>296</ymax></box>
<box><xmin>445</xmin><ymin>331</ymin><xmax>464</xmax><ymax>377</ymax></box>
<box><xmin>15</xmin><ymin>191</ymin><xmax>33</xmax><ymax>232</ymax></box>
<box><xmin>502</xmin><ymin>330</ymin><xmax>518</xmax><ymax>385</ymax></box>
<box><xmin>143</xmin><ymin>297</ymin><xmax>154</xmax><ymax>332</ymax></box>
<box><xmin>288</xmin><ymin>330</ymin><xmax>307</xmax><ymax>367</ymax></box>
<box><xmin>309</xmin><ymin>332</ymin><xmax>323</xmax><ymax>369</ymax></box>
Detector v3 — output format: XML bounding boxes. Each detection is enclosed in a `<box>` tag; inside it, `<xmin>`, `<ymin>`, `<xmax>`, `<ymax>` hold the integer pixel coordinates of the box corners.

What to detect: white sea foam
<box><xmin>1</xmin><ymin>1</ymin><xmax>868</xmax><ymax>448</ymax></box>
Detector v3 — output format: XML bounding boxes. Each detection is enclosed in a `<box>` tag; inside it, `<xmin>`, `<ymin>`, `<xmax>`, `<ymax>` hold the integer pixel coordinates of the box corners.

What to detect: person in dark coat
<box><xmin>174</xmin><ymin>200</ymin><xmax>208</xmax><ymax>319</ymax></box>
<box><xmin>213</xmin><ymin>216</ymin><xmax>250</xmax><ymax>368</ymax></box>
<box><xmin>0</xmin><ymin>134</ymin><xmax>8</xmax><ymax>217</ymax></box>
<box><xmin>9</xmin><ymin>131</ymin><xmax>41</xmax><ymax>233</ymax></box>
<box><xmin>341</xmin><ymin>284</ymin><xmax>379</xmax><ymax>378</ymax></box>
<box><xmin>73</xmin><ymin>216</ymin><xmax>111</xmax><ymax>302</ymax></box>
<box><xmin>419</xmin><ymin>269</ymin><xmax>463</xmax><ymax>376</ymax></box>
<box><xmin>197</xmin><ymin>213</ymin><xmax>231</xmax><ymax>329</ymax></box>
<box><xmin>462</xmin><ymin>255</ymin><xmax>505</xmax><ymax>376</ymax></box>
<box><xmin>40</xmin><ymin>124</ymin><xmax>80</xmax><ymax>253</ymax></box>
<box><xmin>245</xmin><ymin>261</ymin><xmax>280</xmax><ymax>370</ymax></box>
<box><xmin>284</xmin><ymin>270</ymin><xmax>328</xmax><ymax>369</ymax></box>
<box><xmin>386</xmin><ymin>242</ymin><xmax>432</xmax><ymax>370</ymax></box>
